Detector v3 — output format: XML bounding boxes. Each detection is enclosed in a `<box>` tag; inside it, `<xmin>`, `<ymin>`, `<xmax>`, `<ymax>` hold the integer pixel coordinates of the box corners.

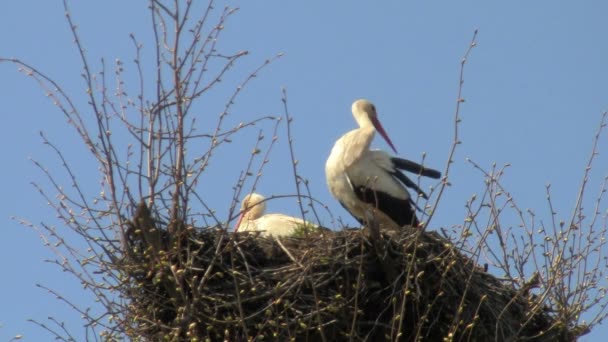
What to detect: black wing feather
<box><xmin>391</xmin><ymin>170</ymin><xmax>429</xmax><ymax>199</ymax></box>
<box><xmin>391</xmin><ymin>157</ymin><xmax>441</xmax><ymax>179</ymax></box>
<box><xmin>352</xmin><ymin>186</ymin><xmax>419</xmax><ymax>227</ymax></box>
<box><xmin>341</xmin><ymin>157</ymin><xmax>438</xmax><ymax>228</ymax></box>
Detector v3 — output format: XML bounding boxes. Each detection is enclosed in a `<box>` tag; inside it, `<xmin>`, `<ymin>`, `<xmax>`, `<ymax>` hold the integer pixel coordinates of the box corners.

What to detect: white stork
<box><xmin>325</xmin><ymin>99</ymin><xmax>441</xmax><ymax>227</ymax></box>
<box><xmin>234</xmin><ymin>193</ymin><xmax>317</xmax><ymax>237</ymax></box>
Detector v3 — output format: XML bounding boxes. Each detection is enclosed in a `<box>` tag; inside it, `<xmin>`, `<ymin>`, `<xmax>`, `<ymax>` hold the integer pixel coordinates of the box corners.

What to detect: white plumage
<box><xmin>325</xmin><ymin>99</ymin><xmax>441</xmax><ymax>227</ymax></box>
<box><xmin>235</xmin><ymin>193</ymin><xmax>317</xmax><ymax>237</ymax></box>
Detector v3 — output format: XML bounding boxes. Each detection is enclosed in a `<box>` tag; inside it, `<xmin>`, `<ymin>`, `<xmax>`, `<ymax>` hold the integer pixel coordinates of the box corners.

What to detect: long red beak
<box><xmin>371</xmin><ymin>117</ymin><xmax>398</xmax><ymax>154</ymax></box>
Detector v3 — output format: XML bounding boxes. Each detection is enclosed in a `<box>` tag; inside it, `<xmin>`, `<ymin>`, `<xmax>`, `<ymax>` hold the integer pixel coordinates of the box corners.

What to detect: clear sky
<box><xmin>1</xmin><ymin>1</ymin><xmax>607</xmax><ymax>341</ymax></box>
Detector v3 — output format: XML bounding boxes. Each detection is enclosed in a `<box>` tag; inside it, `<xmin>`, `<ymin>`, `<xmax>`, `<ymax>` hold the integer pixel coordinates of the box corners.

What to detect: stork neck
<box><xmin>244</xmin><ymin>202</ymin><xmax>265</xmax><ymax>220</ymax></box>
<box><xmin>354</xmin><ymin>111</ymin><xmax>375</xmax><ymax>129</ymax></box>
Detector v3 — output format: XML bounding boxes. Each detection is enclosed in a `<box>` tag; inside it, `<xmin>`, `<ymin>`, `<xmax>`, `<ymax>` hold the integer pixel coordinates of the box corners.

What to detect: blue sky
<box><xmin>1</xmin><ymin>1</ymin><xmax>607</xmax><ymax>340</ymax></box>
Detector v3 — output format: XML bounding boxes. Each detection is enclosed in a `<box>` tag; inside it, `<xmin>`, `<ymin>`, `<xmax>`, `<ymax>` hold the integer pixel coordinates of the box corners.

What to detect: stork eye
<box><xmin>371</xmin><ymin>105</ymin><xmax>376</xmax><ymax>112</ymax></box>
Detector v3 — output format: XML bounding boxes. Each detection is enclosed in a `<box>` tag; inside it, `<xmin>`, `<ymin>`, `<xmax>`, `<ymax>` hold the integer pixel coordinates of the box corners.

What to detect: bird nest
<box><xmin>120</xmin><ymin>202</ymin><xmax>578</xmax><ymax>341</ymax></box>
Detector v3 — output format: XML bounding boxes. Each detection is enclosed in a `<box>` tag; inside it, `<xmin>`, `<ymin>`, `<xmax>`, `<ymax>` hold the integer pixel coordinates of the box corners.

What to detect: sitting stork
<box><xmin>234</xmin><ymin>193</ymin><xmax>317</xmax><ymax>237</ymax></box>
<box><xmin>325</xmin><ymin>99</ymin><xmax>441</xmax><ymax>227</ymax></box>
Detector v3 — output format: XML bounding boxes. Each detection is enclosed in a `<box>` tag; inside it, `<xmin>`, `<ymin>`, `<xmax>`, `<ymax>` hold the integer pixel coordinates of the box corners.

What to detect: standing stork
<box><xmin>325</xmin><ymin>99</ymin><xmax>441</xmax><ymax>227</ymax></box>
<box><xmin>234</xmin><ymin>193</ymin><xmax>317</xmax><ymax>237</ymax></box>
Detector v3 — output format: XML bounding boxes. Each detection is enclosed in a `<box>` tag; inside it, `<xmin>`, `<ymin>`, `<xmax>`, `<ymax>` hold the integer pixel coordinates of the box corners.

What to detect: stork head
<box><xmin>234</xmin><ymin>193</ymin><xmax>266</xmax><ymax>232</ymax></box>
<box><xmin>351</xmin><ymin>99</ymin><xmax>398</xmax><ymax>153</ymax></box>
